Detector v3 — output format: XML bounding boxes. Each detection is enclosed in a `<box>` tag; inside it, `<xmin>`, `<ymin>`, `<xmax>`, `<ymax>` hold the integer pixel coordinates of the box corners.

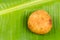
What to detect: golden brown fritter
<box><xmin>28</xmin><ymin>10</ymin><xmax>52</xmax><ymax>34</ymax></box>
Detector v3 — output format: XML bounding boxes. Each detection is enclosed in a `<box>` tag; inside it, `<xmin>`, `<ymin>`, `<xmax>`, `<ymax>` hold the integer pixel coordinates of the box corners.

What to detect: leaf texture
<box><xmin>0</xmin><ymin>0</ymin><xmax>60</xmax><ymax>40</ymax></box>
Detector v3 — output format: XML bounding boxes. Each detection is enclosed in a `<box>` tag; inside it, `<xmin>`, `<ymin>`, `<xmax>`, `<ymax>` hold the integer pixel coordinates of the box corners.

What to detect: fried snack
<box><xmin>28</xmin><ymin>10</ymin><xmax>52</xmax><ymax>34</ymax></box>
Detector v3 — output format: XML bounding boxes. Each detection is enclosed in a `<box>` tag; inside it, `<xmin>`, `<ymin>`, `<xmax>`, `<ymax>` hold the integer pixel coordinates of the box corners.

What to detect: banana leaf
<box><xmin>0</xmin><ymin>0</ymin><xmax>60</xmax><ymax>40</ymax></box>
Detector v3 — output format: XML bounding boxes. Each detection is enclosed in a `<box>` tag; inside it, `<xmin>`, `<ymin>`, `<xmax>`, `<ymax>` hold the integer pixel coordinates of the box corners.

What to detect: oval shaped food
<box><xmin>28</xmin><ymin>10</ymin><xmax>52</xmax><ymax>34</ymax></box>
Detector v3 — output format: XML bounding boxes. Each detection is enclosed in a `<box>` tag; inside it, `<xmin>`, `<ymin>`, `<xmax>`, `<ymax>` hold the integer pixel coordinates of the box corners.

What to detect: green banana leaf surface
<box><xmin>0</xmin><ymin>0</ymin><xmax>60</xmax><ymax>40</ymax></box>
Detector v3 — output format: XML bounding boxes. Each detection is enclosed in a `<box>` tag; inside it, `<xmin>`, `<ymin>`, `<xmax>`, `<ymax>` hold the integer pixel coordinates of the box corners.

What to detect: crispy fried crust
<box><xmin>28</xmin><ymin>10</ymin><xmax>52</xmax><ymax>34</ymax></box>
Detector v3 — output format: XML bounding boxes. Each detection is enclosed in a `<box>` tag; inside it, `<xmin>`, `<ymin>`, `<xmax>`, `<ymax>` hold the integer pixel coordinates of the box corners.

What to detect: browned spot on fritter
<box><xmin>49</xmin><ymin>19</ymin><xmax>52</xmax><ymax>25</ymax></box>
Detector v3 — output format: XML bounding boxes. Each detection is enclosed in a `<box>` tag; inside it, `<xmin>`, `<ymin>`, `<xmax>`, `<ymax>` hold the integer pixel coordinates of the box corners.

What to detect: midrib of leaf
<box><xmin>0</xmin><ymin>0</ymin><xmax>53</xmax><ymax>15</ymax></box>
